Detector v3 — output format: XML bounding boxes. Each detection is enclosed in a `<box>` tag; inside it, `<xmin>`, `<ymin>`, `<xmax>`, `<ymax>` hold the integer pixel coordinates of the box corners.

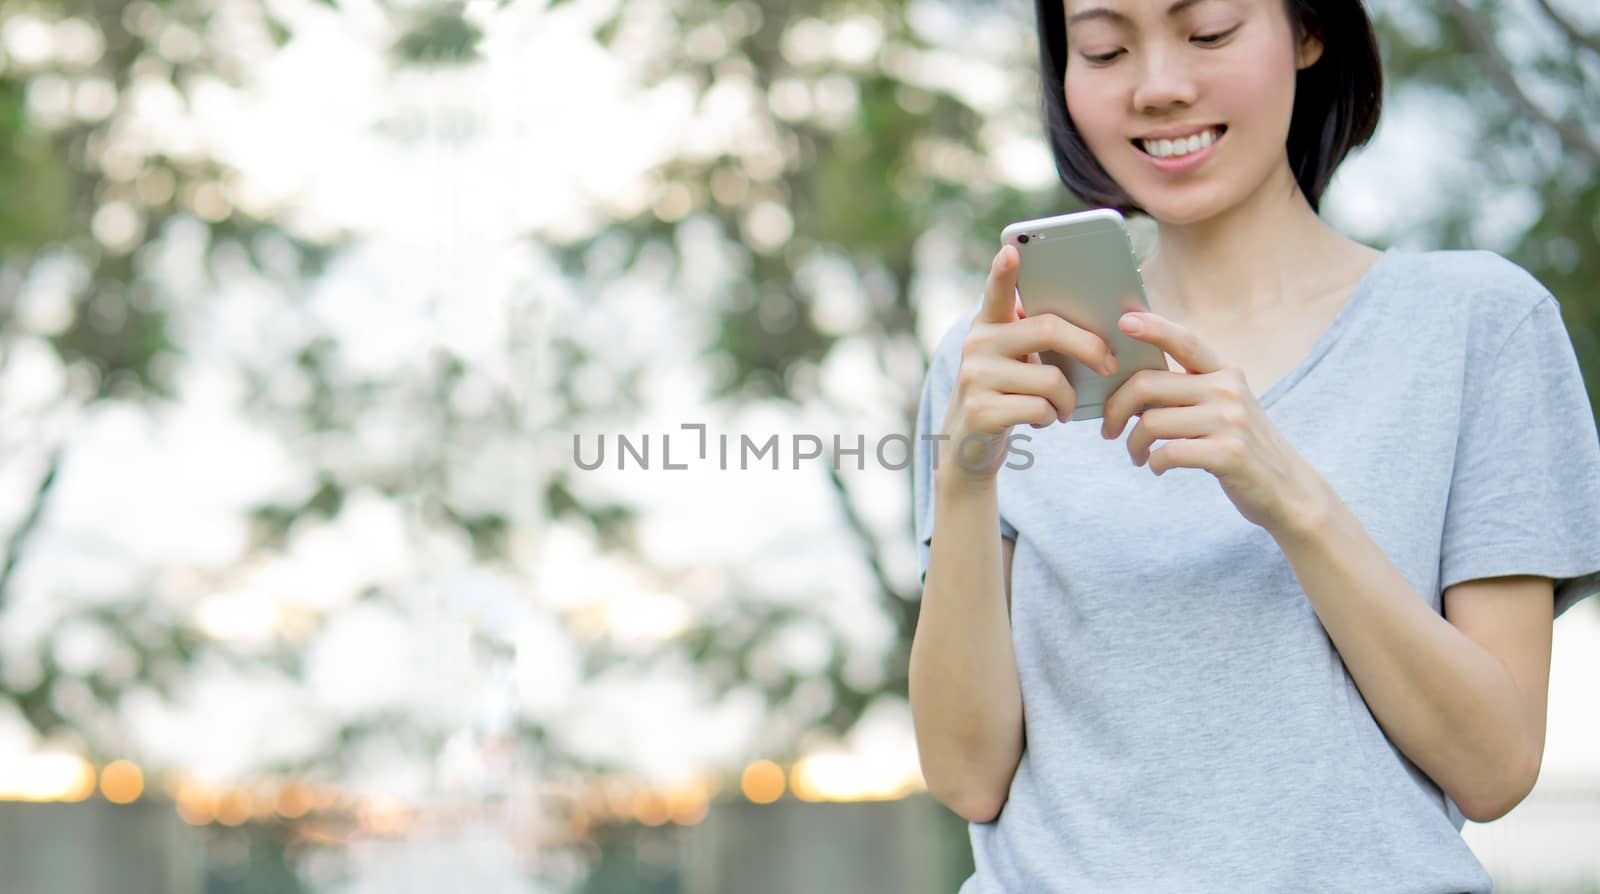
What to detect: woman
<box><xmin>908</xmin><ymin>0</ymin><xmax>1600</xmax><ymax>890</ymax></box>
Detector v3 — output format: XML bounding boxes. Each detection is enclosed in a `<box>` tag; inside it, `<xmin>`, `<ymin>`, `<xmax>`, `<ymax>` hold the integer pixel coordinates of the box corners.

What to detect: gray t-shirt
<box><xmin>912</xmin><ymin>246</ymin><xmax>1600</xmax><ymax>892</ymax></box>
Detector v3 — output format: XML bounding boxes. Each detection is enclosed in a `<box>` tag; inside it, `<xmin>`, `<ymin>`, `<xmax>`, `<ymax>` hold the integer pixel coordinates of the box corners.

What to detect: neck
<box><xmin>1139</xmin><ymin>161</ymin><xmax>1355</xmax><ymax>323</ymax></box>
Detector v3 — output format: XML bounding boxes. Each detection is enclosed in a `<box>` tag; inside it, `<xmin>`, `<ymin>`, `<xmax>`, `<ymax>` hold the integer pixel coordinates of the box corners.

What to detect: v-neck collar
<box><xmin>1256</xmin><ymin>246</ymin><xmax>1396</xmax><ymax>409</ymax></box>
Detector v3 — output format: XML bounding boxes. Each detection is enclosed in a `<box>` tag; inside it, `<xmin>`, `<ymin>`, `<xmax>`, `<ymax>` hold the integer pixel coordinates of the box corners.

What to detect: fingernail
<box><xmin>1123</xmin><ymin>315</ymin><xmax>1143</xmax><ymax>334</ymax></box>
<box><xmin>1102</xmin><ymin>355</ymin><xmax>1118</xmax><ymax>375</ymax></box>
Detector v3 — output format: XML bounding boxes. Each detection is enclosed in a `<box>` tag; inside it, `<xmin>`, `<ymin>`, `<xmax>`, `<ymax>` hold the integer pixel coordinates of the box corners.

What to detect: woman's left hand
<box><xmin>1100</xmin><ymin>310</ymin><xmax>1329</xmax><ymax>536</ymax></box>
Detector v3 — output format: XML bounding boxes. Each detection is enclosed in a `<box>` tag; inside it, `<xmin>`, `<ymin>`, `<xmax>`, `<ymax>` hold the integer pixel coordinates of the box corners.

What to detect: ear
<box><xmin>1295</xmin><ymin>28</ymin><xmax>1324</xmax><ymax>70</ymax></box>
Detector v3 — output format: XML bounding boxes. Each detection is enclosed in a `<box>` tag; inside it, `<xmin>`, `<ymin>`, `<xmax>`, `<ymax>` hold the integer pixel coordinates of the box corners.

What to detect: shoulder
<box><xmin>1397</xmin><ymin>247</ymin><xmax>1553</xmax><ymax>308</ymax></box>
<box><xmin>1388</xmin><ymin>248</ymin><xmax>1557</xmax><ymax>353</ymax></box>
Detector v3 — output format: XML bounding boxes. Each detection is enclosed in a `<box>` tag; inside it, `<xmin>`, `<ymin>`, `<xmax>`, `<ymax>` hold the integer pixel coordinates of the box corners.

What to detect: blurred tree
<box><xmin>0</xmin><ymin>0</ymin><xmax>608</xmax><ymax>790</ymax></box>
<box><xmin>539</xmin><ymin>0</ymin><xmax>1073</xmax><ymax>767</ymax></box>
<box><xmin>1382</xmin><ymin>0</ymin><xmax>1600</xmax><ymax>402</ymax></box>
<box><xmin>0</xmin><ymin>0</ymin><xmax>338</xmax><ymax>750</ymax></box>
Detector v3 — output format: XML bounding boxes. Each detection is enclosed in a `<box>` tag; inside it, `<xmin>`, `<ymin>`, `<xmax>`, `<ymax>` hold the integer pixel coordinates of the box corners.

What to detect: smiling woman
<box><xmin>906</xmin><ymin>1</ymin><xmax>1600</xmax><ymax>892</ymax></box>
<box><xmin>1038</xmin><ymin>0</ymin><xmax>1381</xmax><ymax>220</ymax></box>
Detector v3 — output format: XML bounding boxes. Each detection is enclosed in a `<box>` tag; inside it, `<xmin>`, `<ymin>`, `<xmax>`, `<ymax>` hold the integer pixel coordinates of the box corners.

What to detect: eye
<box><xmin>1082</xmin><ymin>49</ymin><xmax>1123</xmax><ymax>64</ymax></box>
<box><xmin>1192</xmin><ymin>24</ymin><xmax>1240</xmax><ymax>46</ymax></box>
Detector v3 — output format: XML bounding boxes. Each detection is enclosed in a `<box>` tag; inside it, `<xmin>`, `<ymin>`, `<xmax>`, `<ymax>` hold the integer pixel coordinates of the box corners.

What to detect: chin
<box><xmin>1124</xmin><ymin>185</ymin><xmax>1234</xmax><ymax>226</ymax></box>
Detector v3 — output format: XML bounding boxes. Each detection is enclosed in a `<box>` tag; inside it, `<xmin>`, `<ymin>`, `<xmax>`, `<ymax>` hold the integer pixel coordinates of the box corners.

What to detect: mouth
<box><xmin>1131</xmin><ymin>124</ymin><xmax>1227</xmax><ymax>160</ymax></box>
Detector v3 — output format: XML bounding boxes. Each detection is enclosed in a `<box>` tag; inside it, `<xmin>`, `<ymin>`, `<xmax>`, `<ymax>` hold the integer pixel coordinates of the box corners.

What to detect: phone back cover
<box><xmin>1009</xmin><ymin>221</ymin><xmax>1165</xmax><ymax>420</ymax></box>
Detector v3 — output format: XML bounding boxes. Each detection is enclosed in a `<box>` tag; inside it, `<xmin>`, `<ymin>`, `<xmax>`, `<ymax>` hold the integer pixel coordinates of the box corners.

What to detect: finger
<box><xmin>969</xmin><ymin>391</ymin><xmax>1061</xmax><ymax>433</ymax></box>
<box><xmin>1100</xmin><ymin>369</ymin><xmax>1212</xmax><ymax>440</ymax></box>
<box><xmin>978</xmin><ymin>245</ymin><xmax>1021</xmax><ymax>325</ymax></box>
<box><xmin>1125</xmin><ymin>405</ymin><xmax>1216</xmax><ymax>467</ymax></box>
<box><xmin>982</xmin><ymin>313</ymin><xmax>1116</xmax><ymax>374</ymax></box>
<box><xmin>1013</xmin><ymin>296</ymin><xmax>1042</xmax><ymax>365</ymax></box>
<box><xmin>1119</xmin><ymin>312</ymin><xmax>1224</xmax><ymax>374</ymax></box>
<box><xmin>963</xmin><ymin>354</ymin><xmax>1078</xmax><ymax>422</ymax></box>
<box><xmin>1146</xmin><ymin>439</ymin><xmax>1214</xmax><ymax>477</ymax></box>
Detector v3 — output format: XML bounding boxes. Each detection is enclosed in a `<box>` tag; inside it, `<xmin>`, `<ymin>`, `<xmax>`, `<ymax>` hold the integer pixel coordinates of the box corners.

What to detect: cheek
<box><xmin>1215</xmin><ymin>39</ymin><xmax>1300</xmax><ymax>133</ymax></box>
<box><xmin>1063</xmin><ymin>71</ymin><xmax>1122</xmax><ymax>154</ymax></box>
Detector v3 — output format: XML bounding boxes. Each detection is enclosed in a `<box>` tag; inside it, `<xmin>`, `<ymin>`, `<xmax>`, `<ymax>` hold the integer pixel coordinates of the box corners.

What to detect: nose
<box><xmin>1131</xmin><ymin>46</ymin><xmax>1198</xmax><ymax>114</ymax></box>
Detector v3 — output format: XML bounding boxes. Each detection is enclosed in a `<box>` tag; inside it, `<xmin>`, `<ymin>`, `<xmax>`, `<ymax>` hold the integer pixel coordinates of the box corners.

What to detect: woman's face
<box><xmin>1061</xmin><ymin>0</ymin><xmax>1322</xmax><ymax>224</ymax></box>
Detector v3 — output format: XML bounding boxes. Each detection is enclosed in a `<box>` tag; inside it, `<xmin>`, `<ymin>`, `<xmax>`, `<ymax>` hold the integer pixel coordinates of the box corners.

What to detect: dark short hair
<box><xmin>1032</xmin><ymin>0</ymin><xmax>1383</xmax><ymax>216</ymax></box>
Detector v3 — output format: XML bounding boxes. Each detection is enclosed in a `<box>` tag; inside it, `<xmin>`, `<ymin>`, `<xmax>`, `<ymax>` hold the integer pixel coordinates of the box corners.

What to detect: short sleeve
<box><xmin>1438</xmin><ymin>293</ymin><xmax>1600</xmax><ymax>619</ymax></box>
<box><xmin>913</xmin><ymin>318</ymin><xmax>1018</xmax><ymax>586</ymax></box>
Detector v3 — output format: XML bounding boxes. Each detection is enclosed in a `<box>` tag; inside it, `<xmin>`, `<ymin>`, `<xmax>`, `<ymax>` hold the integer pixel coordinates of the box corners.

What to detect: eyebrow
<box><xmin>1066</xmin><ymin>0</ymin><xmax>1214</xmax><ymax>28</ymax></box>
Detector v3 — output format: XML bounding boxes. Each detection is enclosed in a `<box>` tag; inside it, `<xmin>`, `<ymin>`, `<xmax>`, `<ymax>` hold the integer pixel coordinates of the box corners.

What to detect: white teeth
<box><xmin>1140</xmin><ymin>127</ymin><xmax>1219</xmax><ymax>158</ymax></box>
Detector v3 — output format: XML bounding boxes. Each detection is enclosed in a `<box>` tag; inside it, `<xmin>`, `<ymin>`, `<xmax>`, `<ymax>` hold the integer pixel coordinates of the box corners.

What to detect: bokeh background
<box><xmin>0</xmin><ymin>0</ymin><xmax>1598</xmax><ymax>890</ymax></box>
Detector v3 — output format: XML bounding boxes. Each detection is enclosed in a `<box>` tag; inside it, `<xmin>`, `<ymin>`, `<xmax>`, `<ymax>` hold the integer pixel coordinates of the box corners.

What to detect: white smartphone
<box><xmin>1000</xmin><ymin>208</ymin><xmax>1168</xmax><ymax>421</ymax></box>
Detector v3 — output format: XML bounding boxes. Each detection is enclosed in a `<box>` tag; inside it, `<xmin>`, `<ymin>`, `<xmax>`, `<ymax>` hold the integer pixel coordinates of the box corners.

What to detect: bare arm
<box><xmin>1273</xmin><ymin>489</ymin><xmax>1551</xmax><ymax>822</ymax></box>
<box><xmin>910</xmin><ymin>478</ymin><xmax>1024</xmax><ymax>824</ymax></box>
<box><xmin>909</xmin><ymin>242</ymin><xmax>1112</xmax><ymax>824</ymax></box>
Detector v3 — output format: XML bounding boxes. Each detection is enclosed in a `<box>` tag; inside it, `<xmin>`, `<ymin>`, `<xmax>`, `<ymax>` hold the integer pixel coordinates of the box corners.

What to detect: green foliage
<box><xmin>392</xmin><ymin>4</ymin><xmax>484</xmax><ymax>66</ymax></box>
<box><xmin>0</xmin><ymin>80</ymin><xmax>75</xmax><ymax>252</ymax></box>
<box><xmin>1378</xmin><ymin>2</ymin><xmax>1600</xmax><ymax>408</ymax></box>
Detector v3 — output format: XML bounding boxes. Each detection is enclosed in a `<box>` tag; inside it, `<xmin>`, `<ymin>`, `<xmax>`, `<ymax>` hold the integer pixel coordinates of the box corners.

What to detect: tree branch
<box><xmin>1531</xmin><ymin>0</ymin><xmax>1600</xmax><ymax>56</ymax></box>
<box><xmin>1444</xmin><ymin>0</ymin><xmax>1600</xmax><ymax>169</ymax></box>
<box><xmin>824</xmin><ymin>454</ymin><xmax>914</xmax><ymax>618</ymax></box>
<box><xmin>0</xmin><ymin>446</ymin><xmax>63</xmax><ymax>611</ymax></box>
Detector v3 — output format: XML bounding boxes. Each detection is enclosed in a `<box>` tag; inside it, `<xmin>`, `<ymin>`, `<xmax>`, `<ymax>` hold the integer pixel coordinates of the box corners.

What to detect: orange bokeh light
<box><xmin>99</xmin><ymin>761</ymin><xmax>144</xmax><ymax>805</ymax></box>
<box><xmin>276</xmin><ymin>781</ymin><xmax>312</xmax><ymax>819</ymax></box>
<box><xmin>740</xmin><ymin>760</ymin><xmax>785</xmax><ymax>804</ymax></box>
<box><xmin>632</xmin><ymin>789</ymin><xmax>669</xmax><ymax>826</ymax></box>
<box><xmin>215</xmin><ymin>790</ymin><xmax>254</xmax><ymax>826</ymax></box>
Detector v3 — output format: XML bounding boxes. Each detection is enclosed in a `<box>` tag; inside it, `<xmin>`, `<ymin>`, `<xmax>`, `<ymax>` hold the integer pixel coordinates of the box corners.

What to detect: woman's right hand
<box><xmin>938</xmin><ymin>244</ymin><xmax>1119</xmax><ymax>487</ymax></box>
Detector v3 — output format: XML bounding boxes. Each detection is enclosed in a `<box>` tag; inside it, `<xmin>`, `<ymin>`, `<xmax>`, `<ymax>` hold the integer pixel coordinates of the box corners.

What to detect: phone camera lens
<box><xmin>1017</xmin><ymin>234</ymin><xmax>1030</xmax><ymax>244</ymax></box>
